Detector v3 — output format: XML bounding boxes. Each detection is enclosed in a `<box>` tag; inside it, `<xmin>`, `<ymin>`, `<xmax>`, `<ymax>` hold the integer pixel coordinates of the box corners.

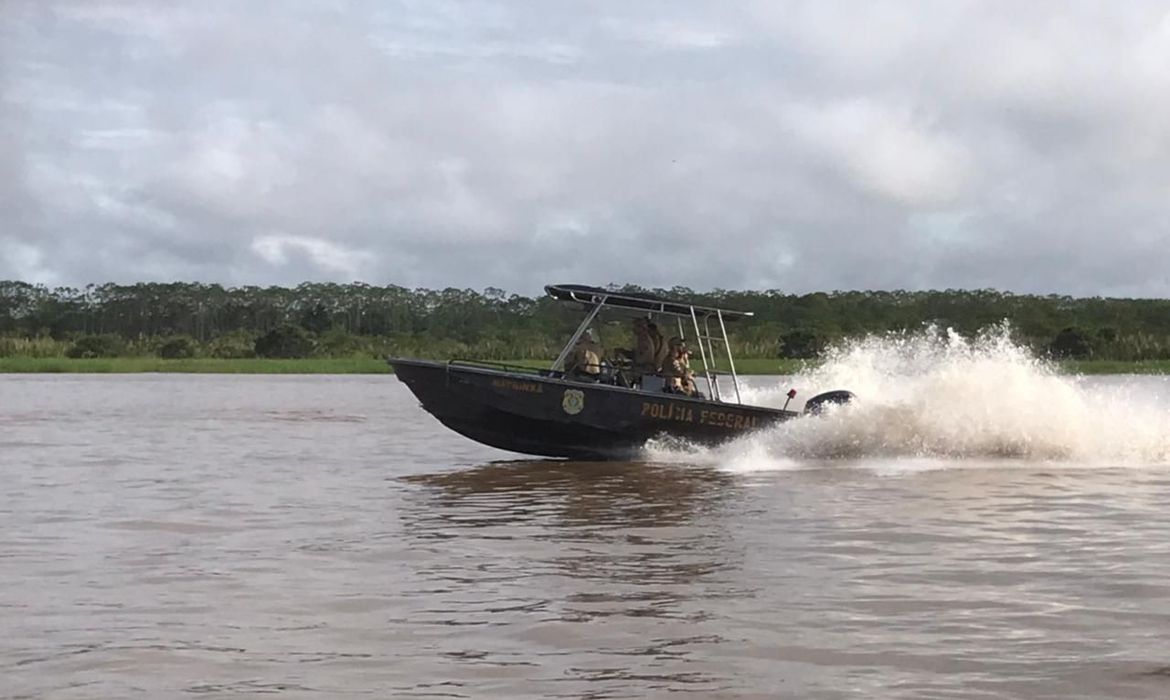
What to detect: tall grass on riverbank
<box><xmin>1061</xmin><ymin>360</ymin><xmax>1170</xmax><ymax>375</ymax></box>
<box><xmin>0</xmin><ymin>336</ymin><xmax>67</xmax><ymax>358</ymax></box>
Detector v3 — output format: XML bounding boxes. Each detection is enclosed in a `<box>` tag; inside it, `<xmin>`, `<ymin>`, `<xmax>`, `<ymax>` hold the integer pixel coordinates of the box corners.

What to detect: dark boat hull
<box><xmin>390</xmin><ymin>358</ymin><xmax>799</xmax><ymax>459</ymax></box>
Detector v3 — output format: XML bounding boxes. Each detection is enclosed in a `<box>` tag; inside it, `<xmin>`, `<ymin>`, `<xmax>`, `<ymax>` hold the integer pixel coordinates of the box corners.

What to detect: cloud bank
<box><xmin>3</xmin><ymin>1</ymin><xmax>1170</xmax><ymax>296</ymax></box>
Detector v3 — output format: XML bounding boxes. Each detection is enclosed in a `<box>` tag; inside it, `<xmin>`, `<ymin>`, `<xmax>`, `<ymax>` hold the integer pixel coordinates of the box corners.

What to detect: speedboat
<box><xmin>389</xmin><ymin>284</ymin><xmax>853</xmax><ymax>459</ymax></box>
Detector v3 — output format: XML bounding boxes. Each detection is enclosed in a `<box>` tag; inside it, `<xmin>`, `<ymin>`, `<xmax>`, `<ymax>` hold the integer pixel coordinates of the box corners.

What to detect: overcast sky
<box><xmin>2</xmin><ymin>1</ymin><xmax>1169</xmax><ymax>296</ymax></box>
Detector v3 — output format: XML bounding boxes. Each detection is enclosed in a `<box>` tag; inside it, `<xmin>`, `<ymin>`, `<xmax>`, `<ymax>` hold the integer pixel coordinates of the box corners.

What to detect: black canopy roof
<box><xmin>544</xmin><ymin>284</ymin><xmax>752</xmax><ymax>319</ymax></box>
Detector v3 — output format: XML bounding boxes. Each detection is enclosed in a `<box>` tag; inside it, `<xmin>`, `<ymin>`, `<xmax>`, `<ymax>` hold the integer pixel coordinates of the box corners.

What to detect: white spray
<box><xmin>645</xmin><ymin>325</ymin><xmax>1170</xmax><ymax>469</ymax></box>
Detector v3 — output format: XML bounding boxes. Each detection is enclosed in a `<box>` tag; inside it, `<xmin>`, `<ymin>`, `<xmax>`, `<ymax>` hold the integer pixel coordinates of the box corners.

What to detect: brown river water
<box><xmin>4</xmin><ymin>369</ymin><xmax>1170</xmax><ymax>699</ymax></box>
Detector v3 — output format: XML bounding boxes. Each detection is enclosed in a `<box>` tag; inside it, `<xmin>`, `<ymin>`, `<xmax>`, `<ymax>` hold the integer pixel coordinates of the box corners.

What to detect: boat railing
<box><xmin>662</xmin><ymin>307</ymin><xmax>742</xmax><ymax>403</ymax></box>
<box><xmin>447</xmin><ymin>359</ymin><xmax>558</xmax><ymax>377</ymax></box>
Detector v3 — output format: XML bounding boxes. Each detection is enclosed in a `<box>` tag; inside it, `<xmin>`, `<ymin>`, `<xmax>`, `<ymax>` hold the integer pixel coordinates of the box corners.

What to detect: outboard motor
<box><xmin>803</xmin><ymin>390</ymin><xmax>856</xmax><ymax>415</ymax></box>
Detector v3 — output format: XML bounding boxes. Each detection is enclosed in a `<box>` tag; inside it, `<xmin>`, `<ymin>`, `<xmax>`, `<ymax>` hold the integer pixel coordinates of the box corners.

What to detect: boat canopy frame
<box><xmin>546</xmin><ymin>284</ymin><xmax>748</xmax><ymax>404</ymax></box>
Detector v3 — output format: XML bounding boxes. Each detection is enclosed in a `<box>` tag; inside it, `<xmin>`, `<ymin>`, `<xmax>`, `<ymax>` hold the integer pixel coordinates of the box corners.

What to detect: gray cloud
<box><xmin>3</xmin><ymin>0</ymin><xmax>1170</xmax><ymax>296</ymax></box>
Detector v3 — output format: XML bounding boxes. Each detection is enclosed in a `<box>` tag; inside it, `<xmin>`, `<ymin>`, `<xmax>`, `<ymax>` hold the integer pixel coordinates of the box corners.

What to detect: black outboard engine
<box><xmin>803</xmin><ymin>390</ymin><xmax>856</xmax><ymax>415</ymax></box>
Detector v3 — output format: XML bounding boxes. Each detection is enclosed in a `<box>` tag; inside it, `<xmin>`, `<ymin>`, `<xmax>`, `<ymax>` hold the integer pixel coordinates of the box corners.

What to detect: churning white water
<box><xmin>647</xmin><ymin>326</ymin><xmax>1170</xmax><ymax>469</ymax></box>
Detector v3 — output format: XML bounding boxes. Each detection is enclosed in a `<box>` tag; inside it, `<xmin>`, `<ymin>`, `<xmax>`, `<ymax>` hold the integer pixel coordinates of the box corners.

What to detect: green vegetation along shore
<box><xmin>7</xmin><ymin>281</ymin><xmax>1170</xmax><ymax>374</ymax></box>
<box><xmin>2</xmin><ymin>357</ymin><xmax>1167</xmax><ymax>375</ymax></box>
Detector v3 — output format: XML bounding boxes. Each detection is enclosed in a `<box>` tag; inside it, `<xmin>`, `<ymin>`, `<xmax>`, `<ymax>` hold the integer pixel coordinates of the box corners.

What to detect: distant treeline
<box><xmin>2</xmin><ymin>280</ymin><xmax>1169</xmax><ymax>361</ymax></box>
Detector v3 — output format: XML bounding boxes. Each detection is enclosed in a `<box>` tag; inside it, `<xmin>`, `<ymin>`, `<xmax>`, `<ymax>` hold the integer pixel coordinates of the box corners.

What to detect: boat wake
<box><xmin>644</xmin><ymin>325</ymin><xmax>1170</xmax><ymax>471</ymax></box>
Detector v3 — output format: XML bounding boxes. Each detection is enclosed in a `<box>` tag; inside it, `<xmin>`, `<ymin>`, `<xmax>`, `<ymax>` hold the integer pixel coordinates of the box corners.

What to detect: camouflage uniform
<box><xmin>567</xmin><ymin>333</ymin><xmax>602</xmax><ymax>378</ymax></box>
<box><xmin>662</xmin><ymin>338</ymin><xmax>696</xmax><ymax>395</ymax></box>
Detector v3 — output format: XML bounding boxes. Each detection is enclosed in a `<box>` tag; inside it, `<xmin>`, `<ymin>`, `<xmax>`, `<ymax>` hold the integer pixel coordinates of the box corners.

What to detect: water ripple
<box><xmin>4</xmin><ymin>375</ymin><xmax>1170</xmax><ymax>698</ymax></box>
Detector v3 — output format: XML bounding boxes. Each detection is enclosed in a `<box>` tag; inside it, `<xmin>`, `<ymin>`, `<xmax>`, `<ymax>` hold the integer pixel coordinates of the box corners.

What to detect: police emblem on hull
<box><xmin>561</xmin><ymin>389</ymin><xmax>585</xmax><ymax>415</ymax></box>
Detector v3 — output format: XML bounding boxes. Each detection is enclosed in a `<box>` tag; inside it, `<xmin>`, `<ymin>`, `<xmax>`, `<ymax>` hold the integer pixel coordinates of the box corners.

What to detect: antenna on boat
<box><xmin>783</xmin><ymin>388</ymin><xmax>797</xmax><ymax>411</ymax></box>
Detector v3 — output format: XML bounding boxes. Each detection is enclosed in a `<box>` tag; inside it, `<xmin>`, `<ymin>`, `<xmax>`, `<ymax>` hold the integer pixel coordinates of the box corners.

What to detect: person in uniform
<box><xmin>662</xmin><ymin>337</ymin><xmax>697</xmax><ymax>396</ymax></box>
<box><xmin>566</xmin><ymin>328</ymin><xmax>603</xmax><ymax>381</ymax></box>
